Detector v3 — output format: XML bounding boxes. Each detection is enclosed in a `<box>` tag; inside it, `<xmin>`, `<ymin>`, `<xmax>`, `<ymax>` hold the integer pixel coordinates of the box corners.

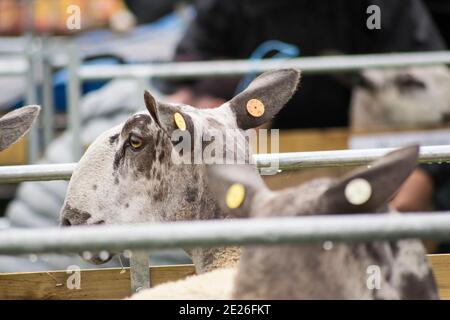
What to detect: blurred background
<box><xmin>0</xmin><ymin>0</ymin><xmax>449</xmax><ymax>273</ymax></box>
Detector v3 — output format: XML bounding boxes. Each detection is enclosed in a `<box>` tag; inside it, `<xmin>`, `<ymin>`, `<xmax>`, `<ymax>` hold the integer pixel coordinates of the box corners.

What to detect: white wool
<box><xmin>129</xmin><ymin>268</ymin><xmax>236</xmax><ymax>300</ymax></box>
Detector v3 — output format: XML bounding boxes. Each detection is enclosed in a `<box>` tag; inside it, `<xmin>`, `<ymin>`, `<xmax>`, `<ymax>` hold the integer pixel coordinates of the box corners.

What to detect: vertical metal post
<box><xmin>42</xmin><ymin>37</ymin><xmax>54</xmax><ymax>147</ymax></box>
<box><xmin>25</xmin><ymin>38</ymin><xmax>39</xmax><ymax>164</ymax></box>
<box><xmin>67</xmin><ymin>43</ymin><xmax>82</xmax><ymax>161</ymax></box>
<box><xmin>24</xmin><ymin>0</ymin><xmax>39</xmax><ymax>163</ymax></box>
<box><xmin>129</xmin><ymin>250</ymin><xmax>150</xmax><ymax>294</ymax></box>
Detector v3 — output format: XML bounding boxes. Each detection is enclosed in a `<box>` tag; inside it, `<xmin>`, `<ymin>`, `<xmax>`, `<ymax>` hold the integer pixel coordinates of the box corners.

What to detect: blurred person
<box><xmin>160</xmin><ymin>0</ymin><xmax>445</xmax><ymax>129</ymax></box>
<box><xmin>425</xmin><ymin>0</ymin><xmax>450</xmax><ymax>47</ymax></box>
<box><xmin>123</xmin><ymin>0</ymin><xmax>181</xmax><ymax>24</ymax></box>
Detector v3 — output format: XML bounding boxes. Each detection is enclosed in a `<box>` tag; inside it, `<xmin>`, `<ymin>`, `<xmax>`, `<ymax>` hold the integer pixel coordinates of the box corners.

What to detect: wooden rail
<box><xmin>0</xmin><ymin>264</ymin><xmax>195</xmax><ymax>300</ymax></box>
<box><xmin>0</xmin><ymin>254</ymin><xmax>450</xmax><ymax>299</ymax></box>
<box><xmin>428</xmin><ymin>254</ymin><xmax>450</xmax><ymax>300</ymax></box>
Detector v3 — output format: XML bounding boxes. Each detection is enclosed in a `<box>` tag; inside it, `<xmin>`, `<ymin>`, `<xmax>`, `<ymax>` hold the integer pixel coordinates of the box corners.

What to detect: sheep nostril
<box><xmin>61</xmin><ymin>218</ymin><xmax>71</xmax><ymax>226</ymax></box>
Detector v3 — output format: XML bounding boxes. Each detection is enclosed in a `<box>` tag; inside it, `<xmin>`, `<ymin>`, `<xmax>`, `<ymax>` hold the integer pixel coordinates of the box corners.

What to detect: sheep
<box><xmin>59</xmin><ymin>69</ymin><xmax>301</xmax><ymax>273</ymax></box>
<box><xmin>131</xmin><ymin>146</ymin><xmax>439</xmax><ymax>300</ymax></box>
<box><xmin>350</xmin><ymin>66</ymin><xmax>450</xmax><ymax>132</ymax></box>
<box><xmin>0</xmin><ymin>105</ymin><xmax>40</xmax><ymax>152</ymax></box>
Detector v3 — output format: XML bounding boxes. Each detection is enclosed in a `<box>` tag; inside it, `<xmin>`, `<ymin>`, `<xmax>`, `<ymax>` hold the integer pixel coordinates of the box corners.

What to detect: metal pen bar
<box><xmin>25</xmin><ymin>36</ymin><xmax>40</xmax><ymax>164</ymax></box>
<box><xmin>256</xmin><ymin>145</ymin><xmax>450</xmax><ymax>170</ymax></box>
<box><xmin>0</xmin><ymin>163</ymin><xmax>76</xmax><ymax>183</ymax></box>
<box><xmin>78</xmin><ymin>51</ymin><xmax>450</xmax><ymax>81</ymax></box>
<box><xmin>0</xmin><ymin>59</ymin><xmax>28</xmax><ymax>76</ymax></box>
<box><xmin>67</xmin><ymin>44</ymin><xmax>83</xmax><ymax>161</ymax></box>
<box><xmin>129</xmin><ymin>250</ymin><xmax>151</xmax><ymax>293</ymax></box>
<box><xmin>42</xmin><ymin>38</ymin><xmax>55</xmax><ymax>147</ymax></box>
<box><xmin>0</xmin><ymin>145</ymin><xmax>449</xmax><ymax>183</ymax></box>
<box><xmin>1</xmin><ymin>213</ymin><xmax>450</xmax><ymax>255</ymax></box>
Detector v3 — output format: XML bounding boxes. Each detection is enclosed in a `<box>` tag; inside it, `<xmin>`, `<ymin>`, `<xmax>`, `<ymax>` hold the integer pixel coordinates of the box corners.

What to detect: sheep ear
<box><xmin>0</xmin><ymin>105</ymin><xmax>40</xmax><ymax>152</ymax></box>
<box><xmin>225</xmin><ymin>68</ymin><xmax>301</xmax><ymax>129</ymax></box>
<box><xmin>206</xmin><ymin>164</ymin><xmax>268</xmax><ymax>218</ymax></box>
<box><xmin>320</xmin><ymin>146</ymin><xmax>419</xmax><ymax>214</ymax></box>
<box><xmin>144</xmin><ymin>90</ymin><xmax>161</xmax><ymax>127</ymax></box>
<box><xmin>144</xmin><ymin>90</ymin><xmax>195</xmax><ymax>139</ymax></box>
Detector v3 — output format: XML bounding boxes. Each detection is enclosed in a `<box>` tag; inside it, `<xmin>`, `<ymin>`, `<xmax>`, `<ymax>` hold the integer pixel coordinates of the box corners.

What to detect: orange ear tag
<box><xmin>246</xmin><ymin>99</ymin><xmax>265</xmax><ymax>118</ymax></box>
<box><xmin>173</xmin><ymin>112</ymin><xmax>187</xmax><ymax>131</ymax></box>
<box><xmin>226</xmin><ymin>183</ymin><xmax>246</xmax><ymax>209</ymax></box>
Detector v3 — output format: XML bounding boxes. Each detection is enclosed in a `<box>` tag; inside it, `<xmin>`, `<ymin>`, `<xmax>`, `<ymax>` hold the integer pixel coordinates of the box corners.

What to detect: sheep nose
<box><xmin>61</xmin><ymin>217</ymin><xmax>71</xmax><ymax>226</ymax></box>
<box><xmin>60</xmin><ymin>205</ymin><xmax>91</xmax><ymax>226</ymax></box>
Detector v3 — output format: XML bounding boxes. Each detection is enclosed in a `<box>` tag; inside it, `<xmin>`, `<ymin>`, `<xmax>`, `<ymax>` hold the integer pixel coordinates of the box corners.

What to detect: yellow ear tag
<box><xmin>174</xmin><ymin>112</ymin><xmax>187</xmax><ymax>131</ymax></box>
<box><xmin>246</xmin><ymin>99</ymin><xmax>265</xmax><ymax>118</ymax></box>
<box><xmin>226</xmin><ymin>183</ymin><xmax>246</xmax><ymax>209</ymax></box>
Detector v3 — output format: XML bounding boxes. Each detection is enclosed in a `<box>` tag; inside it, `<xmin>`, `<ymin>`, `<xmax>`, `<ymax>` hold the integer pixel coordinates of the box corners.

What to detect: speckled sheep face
<box><xmin>59</xmin><ymin>69</ymin><xmax>300</xmax><ymax>264</ymax></box>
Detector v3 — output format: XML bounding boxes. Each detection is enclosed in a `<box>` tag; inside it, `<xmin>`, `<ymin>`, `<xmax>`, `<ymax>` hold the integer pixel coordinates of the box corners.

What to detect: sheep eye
<box><xmin>129</xmin><ymin>135</ymin><xmax>143</xmax><ymax>150</ymax></box>
<box><xmin>396</xmin><ymin>74</ymin><xmax>426</xmax><ymax>90</ymax></box>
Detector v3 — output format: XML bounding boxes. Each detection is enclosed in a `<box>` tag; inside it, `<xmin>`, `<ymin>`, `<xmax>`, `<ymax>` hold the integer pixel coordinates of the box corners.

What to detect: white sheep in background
<box><xmin>350</xmin><ymin>66</ymin><xmax>450</xmax><ymax>131</ymax></box>
<box><xmin>131</xmin><ymin>146</ymin><xmax>438</xmax><ymax>300</ymax></box>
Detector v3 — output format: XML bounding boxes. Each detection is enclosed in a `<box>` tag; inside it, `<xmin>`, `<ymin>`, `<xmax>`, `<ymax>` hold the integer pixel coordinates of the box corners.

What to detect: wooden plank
<box><xmin>429</xmin><ymin>254</ymin><xmax>450</xmax><ymax>300</ymax></box>
<box><xmin>0</xmin><ymin>255</ymin><xmax>449</xmax><ymax>299</ymax></box>
<box><xmin>0</xmin><ymin>254</ymin><xmax>450</xmax><ymax>300</ymax></box>
<box><xmin>278</xmin><ymin>128</ymin><xmax>349</xmax><ymax>152</ymax></box>
<box><xmin>0</xmin><ymin>264</ymin><xmax>195</xmax><ymax>300</ymax></box>
<box><xmin>0</xmin><ymin>138</ymin><xmax>27</xmax><ymax>165</ymax></box>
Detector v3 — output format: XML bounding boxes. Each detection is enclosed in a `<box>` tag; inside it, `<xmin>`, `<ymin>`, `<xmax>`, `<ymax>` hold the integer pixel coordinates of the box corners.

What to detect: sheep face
<box><xmin>0</xmin><ymin>105</ymin><xmax>40</xmax><ymax>152</ymax></box>
<box><xmin>60</xmin><ymin>69</ymin><xmax>300</xmax><ymax>263</ymax></box>
<box><xmin>207</xmin><ymin>146</ymin><xmax>439</xmax><ymax>299</ymax></box>
<box><xmin>350</xmin><ymin>66</ymin><xmax>450</xmax><ymax>131</ymax></box>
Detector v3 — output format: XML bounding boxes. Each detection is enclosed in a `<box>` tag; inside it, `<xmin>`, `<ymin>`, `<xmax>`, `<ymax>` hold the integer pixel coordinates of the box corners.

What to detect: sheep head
<box><xmin>350</xmin><ymin>66</ymin><xmax>450</xmax><ymax>131</ymax></box>
<box><xmin>59</xmin><ymin>69</ymin><xmax>300</xmax><ymax>263</ymax></box>
<box><xmin>207</xmin><ymin>146</ymin><xmax>439</xmax><ymax>299</ymax></box>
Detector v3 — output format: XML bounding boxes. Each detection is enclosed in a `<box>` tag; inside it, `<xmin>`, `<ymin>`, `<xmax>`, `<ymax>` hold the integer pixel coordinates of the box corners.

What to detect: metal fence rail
<box><xmin>0</xmin><ymin>163</ymin><xmax>76</xmax><ymax>183</ymax></box>
<box><xmin>0</xmin><ymin>58</ymin><xmax>28</xmax><ymax>76</ymax></box>
<box><xmin>1</xmin><ymin>213</ymin><xmax>450</xmax><ymax>255</ymax></box>
<box><xmin>78</xmin><ymin>51</ymin><xmax>450</xmax><ymax>80</ymax></box>
<box><xmin>0</xmin><ymin>145</ymin><xmax>449</xmax><ymax>183</ymax></box>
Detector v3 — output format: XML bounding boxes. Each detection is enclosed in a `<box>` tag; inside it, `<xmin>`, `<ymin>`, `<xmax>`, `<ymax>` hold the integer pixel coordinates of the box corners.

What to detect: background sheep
<box><xmin>350</xmin><ymin>66</ymin><xmax>450</xmax><ymax>132</ymax></box>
